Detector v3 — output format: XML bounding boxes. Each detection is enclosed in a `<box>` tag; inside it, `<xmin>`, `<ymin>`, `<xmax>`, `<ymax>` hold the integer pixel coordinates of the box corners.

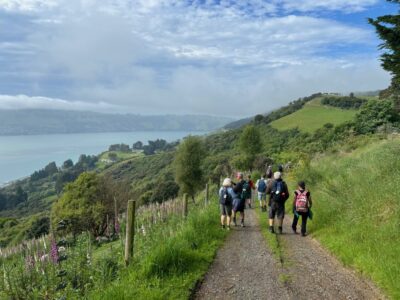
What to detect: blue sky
<box><xmin>0</xmin><ymin>0</ymin><xmax>397</xmax><ymax>116</ymax></box>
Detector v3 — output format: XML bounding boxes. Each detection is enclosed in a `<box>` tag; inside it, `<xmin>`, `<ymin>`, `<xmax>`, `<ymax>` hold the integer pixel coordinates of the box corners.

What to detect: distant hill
<box><xmin>0</xmin><ymin>109</ymin><xmax>235</xmax><ymax>135</ymax></box>
<box><xmin>270</xmin><ymin>98</ymin><xmax>358</xmax><ymax>133</ymax></box>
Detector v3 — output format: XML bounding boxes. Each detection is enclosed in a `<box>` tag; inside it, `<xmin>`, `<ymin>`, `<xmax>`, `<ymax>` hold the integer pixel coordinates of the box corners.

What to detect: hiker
<box><xmin>266</xmin><ymin>165</ymin><xmax>273</xmax><ymax>179</ymax></box>
<box><xmin>256</xmin><ymin>174</ymin><xmax>268</xmax><ymax>211</ymax></box>
<box><xmin>267</xmin><ymin>171</ymin><xmax>289</xmax><ymax>234</ymax></box>
<box><xmin>245</xmin><ymin>174</ymin><xmax>255</xmax><ymax>209</ymax></box>
<box><xmin>292</xmin><ymin>181</ymin><xmax>312</xmax><ymax>236</ymax></box>
<box><xmin>219</xmin><ymin>178</ymin><xmax>235</xmax><ymax>230</ymax></box>
<box><xmin>232</xmin><ymin>172</ymin><xmax>246</xmax><ymax>227</ymax></box>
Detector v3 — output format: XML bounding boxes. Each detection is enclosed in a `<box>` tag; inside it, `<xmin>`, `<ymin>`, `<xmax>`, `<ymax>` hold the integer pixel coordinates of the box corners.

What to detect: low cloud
<box><xmin>0</xmin><ymin>0</ymin><xmax>391</xmax><ymax>117</ymax></box>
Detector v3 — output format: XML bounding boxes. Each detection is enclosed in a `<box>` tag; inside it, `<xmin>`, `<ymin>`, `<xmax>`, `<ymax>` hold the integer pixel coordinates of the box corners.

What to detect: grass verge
<box><xmin>293</xmin><ymin>139</ymin><xmax>400</xmax><ymax>299</ymax></box>
<box><xmin>88</xmin><ymin>201</ymin><xmax>228</xmax><ymax>300</ymax></box>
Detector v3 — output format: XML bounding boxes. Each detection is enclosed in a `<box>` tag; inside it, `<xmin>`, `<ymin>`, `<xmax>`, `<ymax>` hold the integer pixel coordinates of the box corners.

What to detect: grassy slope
<box><xmin>270</xmin><ymin>98</ymin><xmax>357</xmax><ymax>133</ymax></box>
<box><xmin>88</xmin><ymin>197</ymin><xmax>228</xmax><ymax>300</ymax></box>
<box><xmin>295</xmin><ymin>139</ymin><xmax>400</xmax><ymax>299</ymax></box>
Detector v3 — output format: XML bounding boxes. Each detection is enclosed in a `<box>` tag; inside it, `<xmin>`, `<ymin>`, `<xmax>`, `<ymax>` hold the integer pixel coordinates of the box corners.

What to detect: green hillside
<box><xmin>270</xmin><ymin>98</ymin><xmax>358</xmax><ymax>133</ymax></box>
<box><xmin>294</xmin><ymin>139</ymin><xmax>400</xmax><ymax>298</ymax></box>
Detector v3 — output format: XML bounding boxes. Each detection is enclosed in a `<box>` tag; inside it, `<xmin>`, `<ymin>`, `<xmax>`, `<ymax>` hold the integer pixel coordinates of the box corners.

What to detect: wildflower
<box><xmin>50</xmin><ymin>238</ymin><xmax>59</xmax><ymax>264</ymax></box>
<box><xmin>58</xmin><ymin>246</ymin><xmax>66</xmax><ymax>253</ymax></box>
<box><xmin>25</xmin><ymin>255</ymin><xmax>35</xmax><ymax>270</ymax></box>
<box><xmin>114</xmin><ymin>220</ymin><xmax>120</xmax><ymax>234</ymax></box>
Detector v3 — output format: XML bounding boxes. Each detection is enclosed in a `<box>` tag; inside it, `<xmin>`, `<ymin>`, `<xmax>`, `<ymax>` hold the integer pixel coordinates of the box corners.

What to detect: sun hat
<box><xmin>274</xmin><ymin>171</ymin><xmax>281</xmax><ymax>180</ymax></box>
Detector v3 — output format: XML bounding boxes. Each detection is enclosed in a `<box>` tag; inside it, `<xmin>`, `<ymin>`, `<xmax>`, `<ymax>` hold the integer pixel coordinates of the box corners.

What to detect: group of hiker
<box><xmin>219</xmin><ymin>166</ymin><xmax>312</xmax><ymax>236</ymax></box>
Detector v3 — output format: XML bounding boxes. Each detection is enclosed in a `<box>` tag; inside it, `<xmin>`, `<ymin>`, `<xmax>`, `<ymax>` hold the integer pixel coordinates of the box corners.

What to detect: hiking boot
<box><xmin>292</xmin><ymin>226</ymin><xmax>297</xmax><ymax>234</ymax></box>
<box><xmin>241</xmin><ymin>222</ymin><xmax>245</xmax><ymax>227</ymax></box>
<box><xmin>301</xmin><ymin>232</ymin><xmax>307</xmax><ymax>237</ymax></box>
<box><xmin>278</xmin><ymin>226</ymin><xmax>283</xmax><ymax>234</ymax></box>
<box><xmin>269</xmin><ymin>226</ymin><xmax>275</xmax><ymax>234</ymax></box>
<box><xmin>221</xmin><ymin>225</ymin><xmax>225</xmax><ymax>229</ymax></box>
<box><xmin>227</xmin><ymin>226</ymin><xmax>231</xmax><ymax>231</ymax></box>
<box><xmin>233</xmin><ymin>217</ymin><xmax>237</xmax><ymax>226</ymax></box>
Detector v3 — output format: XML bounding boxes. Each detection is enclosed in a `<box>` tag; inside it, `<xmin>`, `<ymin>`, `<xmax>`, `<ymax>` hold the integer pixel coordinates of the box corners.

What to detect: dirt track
<box><xmin>195</xmin><ymin>208</ymin><xmax>385</xmax><ymax>300</ymax></box>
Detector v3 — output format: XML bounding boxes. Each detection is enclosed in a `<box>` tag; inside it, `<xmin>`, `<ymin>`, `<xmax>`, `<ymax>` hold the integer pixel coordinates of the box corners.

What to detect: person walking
<box><xmin>256</xmin><ymin>174</ymin><xmax>268</xmax><ymax>211</ymax></box>
<box><xmin>244</xmin><ymin>174</ymin><xmax>255</xmax><ymax>209</ymax></box>
<box><xmin>232</xmin><ymin>172</ymin><xmax>246</xmax><ymax>227</ymax></box>
<box><xmin>267</xmin><ymin>172</ymin><xmax>289</xmax><ymax>234</ymax></box>
<box><xmin>219</xmin><ymin>178</ymin><xmax>235</xmax><ymax>230</ymax></box>
<box><xmin>292</xmin><ymin>181</ymin><xmax>312</xmax><ymax>236</ymax></box>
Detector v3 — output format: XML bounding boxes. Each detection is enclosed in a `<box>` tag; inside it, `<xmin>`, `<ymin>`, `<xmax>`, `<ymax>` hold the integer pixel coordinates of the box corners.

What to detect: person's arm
<box><xmin>308</xmin><ymin>191</ymin><xmax>312</xmax><ymax>208</ymax></box>
<box><xmin>293</xmin><ymin>191</ymin><xmax>297</xmax><ymax>208</ymax></box>
<box><xmin>283</xmin><ymin>182</ymin><xmax>290</xmax><ymax>201</ymax></box>
<box><xmin>266</xmin><ymin>180</ymin><xmax>273</xmax><ymax>194</ymax></box>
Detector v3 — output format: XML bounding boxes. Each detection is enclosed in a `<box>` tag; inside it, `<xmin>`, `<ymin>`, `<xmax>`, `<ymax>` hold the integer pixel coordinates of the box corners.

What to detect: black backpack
<box><xmin>220</xmin><ymin>187</ymin><xmax>232</xmax><ymax>205</ymax></box>
<box><xmin>241</xmin><ymin>181</ymin><xmax>251</xmax><ymax>200</ymax></box>
<box><xmin>271</xmin><ymin>180</ymin><xmax>286</xmax><ymax>203</ymax></box>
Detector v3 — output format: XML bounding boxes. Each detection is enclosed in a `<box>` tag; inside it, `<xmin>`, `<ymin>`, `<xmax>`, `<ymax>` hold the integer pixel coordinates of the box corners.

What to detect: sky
<box><xmin>0</xmin><ymin>0</ymin><xmax>397</xmax><ymax>117</ymax></box>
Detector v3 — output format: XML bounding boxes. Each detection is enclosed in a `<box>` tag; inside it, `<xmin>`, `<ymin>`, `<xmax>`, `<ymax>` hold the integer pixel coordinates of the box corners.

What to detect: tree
<box><xmin>132</xmin><ymin>141</ymin><xmax>143</xmax><ymax>150</ymax></box>
<box><xmin>44</xmin><ymin>162</ymin><xmax>58</xmax><ymax>176</ymax></box>
<box><xmin>237</xmin><ymin>125</ymin><xmax>263</xmax><ymax>170</ymax></box>
<box><xmin>26</xmin><ymin>217</ymin><xmax>50</xmax><ymax>239</ymax></box>
<box><xmin>369</xmin><ymin>2</ymin><xmax>400</xmax><ymax>110</ymax></box>
<box><xmin>62</xmin><ymin>159</ymin><xmax>74</xmax><ymax>169</ymax></box>
<box><xmin>51</xmin><ymin>172</ymin><xmax>113</xmax><ymax>236</ymax></box>
<box><xmin>354</xmin><ymin>100</ymin><xmax>398</xmax><ymax>134</ymax></box>
<box><xmin>174</xmin><ymin>136</ymin><xmax>206</xmax><ymax>202</ymax></box>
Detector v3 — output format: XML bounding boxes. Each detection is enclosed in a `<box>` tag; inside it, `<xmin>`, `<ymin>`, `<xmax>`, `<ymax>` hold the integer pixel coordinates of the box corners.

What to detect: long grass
<box><xmin>270</xmin><ymin>98</ymin><xmax>357</xmax><ymax>133</ymax></box>
<box><xmin>294</xmin><ymin>139</ymin><xmax>400</xmax><ymax>299</ymax></box>
<box><xmin>88</xmin><ymin>199</ymin><xmax>227</xmax><ymax>299</ymax></box>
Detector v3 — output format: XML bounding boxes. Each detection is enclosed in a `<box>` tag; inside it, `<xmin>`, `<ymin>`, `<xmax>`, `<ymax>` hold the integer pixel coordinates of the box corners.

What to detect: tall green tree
<box><xmin>236</xmin><ymin>125</ymin><xmax>263</xmax><ymax>171</ymax></box>
<box><xmin>174</xmin><ymin>136</ymin><xmax>206</xmax><ymax>202</ymax></box>
<box><xmin>369</xmin><ymin>1</ymin><xmax>400</xmax><ymax>110</ymax></box>
<box><xmin>51</xmin><ymin>172</ymin><xmax>113</xmax><ymax>236</ymax></box>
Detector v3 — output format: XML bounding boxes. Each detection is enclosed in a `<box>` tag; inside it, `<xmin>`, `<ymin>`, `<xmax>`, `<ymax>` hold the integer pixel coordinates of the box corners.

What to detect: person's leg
<box><xmin>268</xmin><ymin>204</ymin><xmax>275</xmax><ymax>233</ymax></box>
<box><xmin>226</xmin><ymin>206</ymin><xmax>232</xmax><ymax>228</ymax></box>
<box><xmin>277</xmin><ymin>204</ymin><xmax>285</xmax><ymax>234</ymax></box>
<box><xmin>301</xmin><ymin>212</ymin><xmax>308</xmax><ymax>236</ymax></box>
<box><xmin>240</xmin><ymin>211</ymin><xmax>245</xmax><ymax>226</ymax></box>
<box><xmin>292</xmin><ymin>213</ymin><xmax>299</xmax><ymax>233</ymax></box>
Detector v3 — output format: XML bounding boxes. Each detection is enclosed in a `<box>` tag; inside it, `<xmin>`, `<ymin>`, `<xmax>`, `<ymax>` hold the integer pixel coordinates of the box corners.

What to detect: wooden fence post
<box><xmin>205</xmin><ymin>183</ymin><xmax>209</xmax><ymax>206</ymax></box>
<box><xmin>124</xmin><ymin>200</ymin><xmax>136</xmax><ymax>266</ymax></box>
<box><xmin>183</xmin><ymin>193</ymin><xmax>188</xmax><ymax>218</ymax></box>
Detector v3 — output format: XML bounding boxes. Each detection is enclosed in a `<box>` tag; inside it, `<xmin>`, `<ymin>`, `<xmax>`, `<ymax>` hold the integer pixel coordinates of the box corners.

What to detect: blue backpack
<box><xmin>257</xmin><ymin>179</ymin><xmax>267</xmax><ymax>193</ymax></box>
<box><xmin>271</xmin><ymin>180</ymin><xmax>286</xmax><ymax>202</ymax></box>
<box><xmin>220</xmin><ymin>187</ymin><xmax>232</xmax><ymax>205</ymax></box>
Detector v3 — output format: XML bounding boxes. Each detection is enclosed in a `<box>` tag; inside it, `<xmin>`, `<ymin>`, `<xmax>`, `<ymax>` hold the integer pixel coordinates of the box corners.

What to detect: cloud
<box><xmin>0</xmin><ymin>0</ymin><xmax>58</xmax><ymax>12</ymax></box>
<box><xmin>0</xmin><ymin>94</ymin><xmax>122</xmax><ymax>112</ymax></box>
<box><xmin>279</xmin><ymin>0</ymin><xmax>379</xmax><ymax>13</ymax></box>
<box><xmin>0</xmin><ymin>0</ymin><xmax>391</xmax><ymax>117</ymax></box>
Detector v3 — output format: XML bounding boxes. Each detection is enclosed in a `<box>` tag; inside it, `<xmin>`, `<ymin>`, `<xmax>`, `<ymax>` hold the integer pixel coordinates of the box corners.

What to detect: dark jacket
<box><xmin>233</xmin><ymin>179</ymin><xmax>245</xmax><ymax>199</ymax></box>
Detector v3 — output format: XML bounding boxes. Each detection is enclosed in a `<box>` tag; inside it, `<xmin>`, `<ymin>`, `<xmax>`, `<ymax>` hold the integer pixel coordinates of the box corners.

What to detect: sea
<box><xmin>0</xmin><ymin>131</ymin><xmax>205</xmax><ymax>186</ymax></box>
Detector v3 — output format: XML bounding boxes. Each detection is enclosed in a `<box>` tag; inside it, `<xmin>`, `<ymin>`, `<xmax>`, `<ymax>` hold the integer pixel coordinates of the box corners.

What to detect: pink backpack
<box><xmin>295</xmin><ymin>190</ymin><xmax>309</xmax><ymax>212</ymax></box>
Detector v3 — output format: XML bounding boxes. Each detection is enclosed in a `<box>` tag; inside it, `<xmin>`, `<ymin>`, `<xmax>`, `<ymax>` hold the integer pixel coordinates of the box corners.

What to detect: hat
<box><xmin>223</xmin><ymin>178</ymin><xmax>232</xmax><ymax>187</ymax></box>
<box><xmin>274</xmin><ymin>171</ymin><xmax>281</xmax><ymax>180</ymax></box>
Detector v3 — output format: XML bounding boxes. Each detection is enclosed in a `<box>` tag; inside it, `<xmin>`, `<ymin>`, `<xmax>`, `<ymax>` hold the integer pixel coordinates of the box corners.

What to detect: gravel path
<box><xmin>195</xmin><ymin>208</ymin><xmax>385</xmax><ymax>300</ymax></box>
<box><xmin>195</xmin><ymin>209</ymin><xmax>290</xmax><ymax>300</ymax></box>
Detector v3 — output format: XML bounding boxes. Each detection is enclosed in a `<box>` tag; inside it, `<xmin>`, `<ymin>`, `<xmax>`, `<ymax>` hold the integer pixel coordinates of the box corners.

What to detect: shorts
<box><xmin>258</xmin><ymin>192</ymin><xmax>266</xmax><ymax>201</ymax></box>
<box><xmin>233</xmin><ymin>198</ymin><xmax>245</xmax><ymax>213</ymax></box>
<box><xmin>268</xmin><ymin>201</ymin><xmax>285</xmax><ymax>219</ymax></box>
<box><xmin>220</xmin><ymin>204</ymin><xmax>232</xmax><ymax>216</ymax></box>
